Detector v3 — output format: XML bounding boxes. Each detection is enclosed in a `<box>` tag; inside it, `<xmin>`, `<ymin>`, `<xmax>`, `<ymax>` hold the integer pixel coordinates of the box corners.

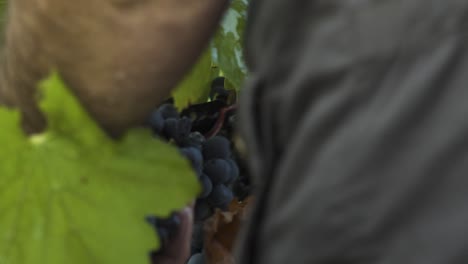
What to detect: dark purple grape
<box><xmin>180</xmin><ymin>132</ymin><xmax>206</xmax><ymax>150</ymax></box>
<box><xmin>207</xmin><ymin>184</ymin><xmax>234</xmax><ymax>207</ymax></box>
<box><xmin>176</xmin><ymin>116</ymin><xmax>193</xmax><ymax>140</ymax></box>
<box><xmin>163</xmin><ymin>117</ymin><xmax>193</xmax><ymax>142</ymax></box>
<box><xmin>218</xmin><ymin>202</ymin><xmax>230</xmax><ymax>212</ymax></box>
<box><xmin>232</xmin><ymin>180</ymin><xmax>252</xmax><ymax>201</ymax></box>
<box><xmin>179</xmin><ymin>132</ymin><xmax>205</xmax><ymax>151</ymax></box>
<box><xmin>159</xmin><ymin>103</ymin><xmax>179</xmax><ymax>119</ymax></box>
<box><xmin>203</xmin><ymin>159</ymin><xmax>231</xmax><ymax>184</ymax></box>
<box><xmin>181</xmin><ymin>147</ymin><xmax>203</xmax><ymax>173</ymax></box>
<box><xmin>191</xmin><ymin>223</ymin><xmax>204</xmax><ymax>251</ymax></box>
<box><xmin>199</xmin><ymin>174</ymin><xmax>213</xmax><ymax>198</ymax></box>
<box><xmin>148</xmin><ymin>109</ymin><xmax>164</xmax><ymax>133</ymax></box>
<box><xmin>226</xmin><ymin>159</ymin><xmax>240</xmax><ymax>183</ymax></box>
<box><xmin>180</xmin><ymin>139</ymin><xmax>202</xmax><ymax>150</ymax></box>
<box><xmin>163</xmin><ymin>118</ymin><xmax>179</xmax><ymax>139</ymax></box>
<box><xmin>191</xmin><ymin>246</ymin><xmax>201</xmax><ymax>256</ymax></box>
<box><xmin>187</xmin><ymin>252</ymin><xmax>206</xmax><ymax>264</ymax></box>
<box><xmin>189</xmin><ymin>132</ymin><xmax>206</xmax><ymax>143</ymax></box>
<box><xmin>191</xmin><ymin>116</ymin><xmax>218</xmax><ymax>135</ymax></box>
<box><xmin>194</xmin><ymin>199</ymin><xmax>212</xmax><ymax>222</ymax></box>
<box><xmin>202</xmin><ymin>136</ymin><xmax>231</xmax><ymax>160</ymax></box>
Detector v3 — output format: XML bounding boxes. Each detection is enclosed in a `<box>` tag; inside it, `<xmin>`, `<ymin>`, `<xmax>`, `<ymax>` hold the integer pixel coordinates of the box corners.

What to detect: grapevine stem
<box><xmin>204</xmin><ymin>104</ymin><xmax>238</xmax><ymax>139</ymax></box>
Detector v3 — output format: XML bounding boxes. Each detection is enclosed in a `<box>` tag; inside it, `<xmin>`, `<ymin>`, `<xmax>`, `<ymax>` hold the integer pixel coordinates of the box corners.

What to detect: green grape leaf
<box><xmin>0</xmin><ymin>72</ymin><xmax>200</xmax><ymax>264</ymax></box>
<box><xmin>213</xmin><ymin>0</ymin><xmax>248</xmax><ymax>90</ymax></box>
<box><xmin>172</xmin><ymin>49</ymin><xmax>213</xmax><ymax>110</ymax></box>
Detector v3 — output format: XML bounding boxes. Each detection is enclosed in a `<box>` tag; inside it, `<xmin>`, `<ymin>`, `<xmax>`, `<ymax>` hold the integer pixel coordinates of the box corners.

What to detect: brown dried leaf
<box><xmin>204</xmin><ymin>197</ymin><xmax>254</xmax><ymax>264</ymax></box>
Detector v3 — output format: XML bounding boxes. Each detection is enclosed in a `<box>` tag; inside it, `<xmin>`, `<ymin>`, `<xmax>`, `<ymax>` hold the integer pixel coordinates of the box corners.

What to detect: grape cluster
<box><xmin>146</xmin><ymin>78</ymin><xmax>247</xmax><ymax>263</ymax></box>
<box><xmin>148</xmin><ymin>103</ymin><xmax>238</xmax><ymax>214</ymax></box>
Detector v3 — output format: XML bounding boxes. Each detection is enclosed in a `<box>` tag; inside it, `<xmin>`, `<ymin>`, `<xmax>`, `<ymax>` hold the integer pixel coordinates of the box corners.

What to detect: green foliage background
<box><xmin>172</xmin><ymin>0</ymin><xmax>248</xmax><ymax>109</ymax></box>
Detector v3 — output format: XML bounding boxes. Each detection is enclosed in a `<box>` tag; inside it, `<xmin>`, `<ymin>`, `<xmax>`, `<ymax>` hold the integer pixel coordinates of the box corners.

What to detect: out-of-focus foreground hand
<box><xmin>151</xmin><ymin>206</ymin><xmax>194</xmax><ymax>264</ymax></box>
<box><xmin>0</xmin><ymin>0</ymin><xmax>228</xmax><ymax>136</ymax></box>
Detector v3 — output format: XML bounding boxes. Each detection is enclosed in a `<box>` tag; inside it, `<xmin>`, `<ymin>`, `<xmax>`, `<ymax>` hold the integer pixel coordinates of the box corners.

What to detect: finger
<box><xmin>166</xmin><ymin>206</ymin><xmax>194</xmax><ymax>260</ymax></box>
<box><xmin>152</xmin><ymin>206</ymin><xmax>194</xmax><ymax>264</ymax></box>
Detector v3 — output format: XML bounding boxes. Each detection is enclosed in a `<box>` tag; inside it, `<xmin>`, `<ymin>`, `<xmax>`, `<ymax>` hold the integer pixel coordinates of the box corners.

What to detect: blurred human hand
<box><xmin>151</xmin><ymin>206</ymin><xmax>194</xmax><ymax>264</ymax></box>
<box><xmin>0</xmin><ymin>0</ymin><xmax>228</xmax><ymax>136</ymax></box>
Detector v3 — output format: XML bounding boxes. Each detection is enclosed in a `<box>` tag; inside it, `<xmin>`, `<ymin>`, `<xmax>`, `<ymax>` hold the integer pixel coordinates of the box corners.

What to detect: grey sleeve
<box><xmin>237</xmin><ymin>0</ymin><xmax>468</xmax><ymax>263</ymax></box>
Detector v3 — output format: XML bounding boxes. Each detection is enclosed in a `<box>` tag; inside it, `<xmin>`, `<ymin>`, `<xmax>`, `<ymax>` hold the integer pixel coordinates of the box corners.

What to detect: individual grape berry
<box><xmin>199</xmin><ymin>174</ymin><xmax>213</xmax><ymax>198</ymax></box>
<box><xmin>191</xmin><ymin>223</ymin><xmax>205</xmax><ymax>252</ymax></box>
<box><xmin>207</xmin><ymin>184</ymin><xmax>234</xmax><ymax>207</ymax></box>
<box><xmin>203</xmin><ymin>159</ymin><xmax>231</xmax><ymax>184</ymax></box>
<box><xmin>191</xmin><ymin>246</ymin><xmax>201</xmax><ymax>256</ymax></box>
<box><xmin>189</xmin><ymin>132</ymin><xmax>206</xmax><ymax>143</ymax></box>
<box><xmin>159</xmin><ymin>103</ymin><xmax>180</xmax><ymax>119</ymax></box>
<box><xmin>180</xmin><ymin>132</ymin><xmax>206</xmax><ymax>150</ymax></box>
<box><xmin>226</xmin><ymin>158</ymin><xmax>240</xmax><ymax>183</ymax></box>
<box><xmin>218</xmin><ymin>202</ymin><xmax>231</xmax><ymax>212</ymax></box>
<box><xmin>181</xmin><ymin>147</ymin><xmax>203</xmax><ymax>174</ymax></box>
<box><xmin>163</xmin><ymin>117</ymin><xmax>192</xmax><ymax>140</ymax></box>
<box><xmin>148</xmin><ymin>109</ymin><xmax>164</xmax><ymax>134</ymax></box>
<box><xmin>163</xmin><ymin>118</ymin><xmax>179</xmax><ymax>139</ymax></box>
<box><xmin>202</xmin><ymin>136</ymin><xmax>231</xmax><ymax>160</ymax></box>
<box><xmin>164</xmin><ymin>117</ymin><xmax>193</xmax><ymax>142</ymax></box>
<box><xmin>187</xmin><ymin>252</ymin><xmax>206</xmax><ymax>264</ymax></box>
<box><xmin>232</xmin><ymin>180</ymin><xmax>251</xmax><ymax>201</ymax></box>
<box><xmin>194</xmin><ymin>199</ymin><xmax>213</xmax><ymax>222</ymax></box>
<box><xmin>176</xmin><ymin>116</ymin><xmax>193</xmax><ymax>141</ymax></box>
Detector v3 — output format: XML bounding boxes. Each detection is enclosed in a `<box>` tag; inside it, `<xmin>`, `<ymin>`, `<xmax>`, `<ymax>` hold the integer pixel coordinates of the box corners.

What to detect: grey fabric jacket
<box><xmin>237</xmin><ymin>1</ymin><xmax>468</xmax><ymax>263</ymax></box>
